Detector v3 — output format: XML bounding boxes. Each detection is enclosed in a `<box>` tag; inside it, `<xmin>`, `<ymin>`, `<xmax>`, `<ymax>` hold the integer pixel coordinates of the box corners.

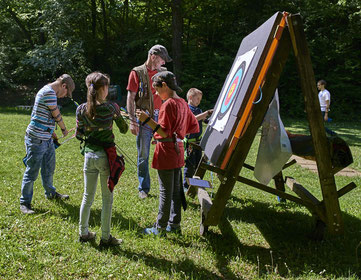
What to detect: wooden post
<box><xmin>287</xmin><ymin>14</ymin><xmax>343</xmax><ymax>234</ymax></box>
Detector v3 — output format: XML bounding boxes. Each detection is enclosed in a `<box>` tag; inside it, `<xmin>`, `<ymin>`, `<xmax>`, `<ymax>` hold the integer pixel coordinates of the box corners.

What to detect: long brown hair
<box><xmin>85</xmin><ymin>72</ymin><xmax>109</xmax><ymax>119</ymax></box>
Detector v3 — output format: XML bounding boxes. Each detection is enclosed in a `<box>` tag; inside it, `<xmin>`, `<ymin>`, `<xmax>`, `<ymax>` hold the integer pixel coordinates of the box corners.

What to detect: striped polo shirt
<box><xmin>26</xmin><ymin>85</ymin><xmax>57</xmax><ymax>140</ymax></box>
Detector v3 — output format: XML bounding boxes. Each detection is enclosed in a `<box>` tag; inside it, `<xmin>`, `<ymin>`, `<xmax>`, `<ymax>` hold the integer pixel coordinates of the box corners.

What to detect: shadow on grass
<box><xmin>336</xmin><ymin>131</ymin><xmax>361</xmax><ymax>147</ymax></box>
<box><xmin>202</xmin><ymin>195</ymin><xmax>361</xmax><ymax>278</ymax></box>
<box><xmin>52</xmin><ymin>199</ymin><xmax>140</xmax><ymax>233</ymax></box>
<box><xmin>0</xmin><ymin>103</ymin><xmax>77</xmax><ymax>116</ymax></box>
<box><xmin>283</xmin><ymin>117</ymin><xmax>361</xmax><ymax>147</ymax></box>
<box><xmin>101</xmin><ymin>245</ymin><xmax>223</xmax><ymax>279</ymax></box>
<box><xmin>200</xmin><ymin>217</ymin><xmax>271</xmax><ymax>279</ymax></box>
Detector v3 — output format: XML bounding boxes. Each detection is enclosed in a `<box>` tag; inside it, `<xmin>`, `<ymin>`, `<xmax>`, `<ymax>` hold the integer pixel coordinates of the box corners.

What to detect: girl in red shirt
<box><xmin>136</xmin><ymin>71</ymin><xmax>199</xmax><ymax>235</ymax></box>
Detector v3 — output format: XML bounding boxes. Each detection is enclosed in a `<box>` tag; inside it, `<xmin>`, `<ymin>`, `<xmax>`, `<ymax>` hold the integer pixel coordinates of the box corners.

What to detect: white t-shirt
<box><xmin>318</xmin><ymin>89</ymin><xmax>330</xmax><ymax>112</ymax></box>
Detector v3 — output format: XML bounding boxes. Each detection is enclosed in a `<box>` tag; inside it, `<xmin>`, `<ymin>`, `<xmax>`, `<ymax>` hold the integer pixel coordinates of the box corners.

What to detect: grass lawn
<box><xmin>0</xmin><ymin>107</ymin><xmax>360</xmax><ymax>279</ymax></box>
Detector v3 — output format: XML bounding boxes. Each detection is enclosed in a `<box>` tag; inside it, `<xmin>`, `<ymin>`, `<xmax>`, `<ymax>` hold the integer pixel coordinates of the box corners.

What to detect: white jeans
<box><xmin>79</xmin><ymin>150</ymin><xmax>113</xmax><ymax>240</ymax></box>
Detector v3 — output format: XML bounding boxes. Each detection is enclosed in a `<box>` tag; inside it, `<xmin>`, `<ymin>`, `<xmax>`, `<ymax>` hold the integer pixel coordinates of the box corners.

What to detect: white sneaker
<box><xmin>138</xmin><ymin>191</ymin><xmax>148</xmax><ymax>199</ymax></box>
<box><xmin>100</xmin><ymin>235</ymin><xmax>123</xmax><ymax>247</ymax></box>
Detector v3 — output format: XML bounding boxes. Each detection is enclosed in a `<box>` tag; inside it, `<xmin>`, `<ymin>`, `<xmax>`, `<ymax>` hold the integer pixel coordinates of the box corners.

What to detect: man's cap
<box><xmin>59</xmin><ymin>74</ymin><xmax>75</xmax><ymax>98</ymax></box>
<box><xmin>152</xmin><ymin>71</ymin><xmax>182</xmax><ymax>93</ymax></box>
<box><xmin>149</xmin><ymin>44</ymin><xmax>172</xmax><ymax>63</ymax></box>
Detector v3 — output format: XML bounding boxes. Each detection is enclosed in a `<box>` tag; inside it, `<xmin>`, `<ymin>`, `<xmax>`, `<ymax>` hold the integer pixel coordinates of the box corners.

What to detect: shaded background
<box><xmin>0</xmin><ymin>0</ymin><xmax>360</xmax><ymax>120</ymax></box>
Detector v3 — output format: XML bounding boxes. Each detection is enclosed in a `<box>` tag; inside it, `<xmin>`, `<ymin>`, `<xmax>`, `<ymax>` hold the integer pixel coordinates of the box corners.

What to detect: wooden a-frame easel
<box><xmin>187</xmin><ymin>13</ymin><xmax>357</xmax><ymax>239</ymax></box>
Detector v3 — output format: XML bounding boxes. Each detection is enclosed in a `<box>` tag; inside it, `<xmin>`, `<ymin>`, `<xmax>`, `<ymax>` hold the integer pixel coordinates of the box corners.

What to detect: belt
<box><xmin>156</xmin><ymin>134</ymin><xmax>181</xmax><ymax>155</ymax></box>
<box><xmin>25</xmin><ymin>132</ymin><xmax>43</xmax><ymax>143</ymax></box>
<box><xmin>156</xmin><ymin>138</ymin><xmax>182</xmax><ymax>143</ymax></box>
<box><xmin>30</xmin><ymin>120</ymin><xmax>54</xmax><ymax>134</ymax></box>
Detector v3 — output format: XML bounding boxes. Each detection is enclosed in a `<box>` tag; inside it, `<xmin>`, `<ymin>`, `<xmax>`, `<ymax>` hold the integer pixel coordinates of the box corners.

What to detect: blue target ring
<box><xmin>218</xmin><ymin>62</ymin><xmax>246</xmax><ymax>119</ymax></box>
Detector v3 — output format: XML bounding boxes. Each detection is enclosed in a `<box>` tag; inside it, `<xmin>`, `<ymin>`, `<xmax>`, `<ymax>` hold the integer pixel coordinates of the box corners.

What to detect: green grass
<box><xmin>0</xmin><ymin>107</ymin><xmax>360</xmax><ymax>279</ymax></box>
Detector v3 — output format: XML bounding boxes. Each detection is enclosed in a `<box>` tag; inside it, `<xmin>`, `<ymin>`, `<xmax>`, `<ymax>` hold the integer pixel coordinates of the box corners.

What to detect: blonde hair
<box><xmin>186</xmin><ymin>88</ymin><xmax>203</xmax><ymax>101</ymax></box>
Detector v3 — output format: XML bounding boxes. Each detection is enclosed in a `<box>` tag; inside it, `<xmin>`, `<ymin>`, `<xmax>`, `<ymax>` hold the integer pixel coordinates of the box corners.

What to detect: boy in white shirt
<box><xmin>317</xmin><ymin>79</ymin><xmax>331</xmax><ymax>121</ymax></box>
<box><xmin>317</xmin><ymin>79</ymin><xmax>335</xmax><ymax>135</ymax></box>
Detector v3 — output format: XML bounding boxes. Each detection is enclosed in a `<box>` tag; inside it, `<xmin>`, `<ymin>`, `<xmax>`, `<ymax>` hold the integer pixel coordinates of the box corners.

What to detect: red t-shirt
<box><xmin>126</xmin><ymin>68</ymin><xmax>162</xmax><ymax>111</ymax></box>
<box><xmin>152</xmin><ymin>98</ymin><xmax>199</xmax><ymax>170</ymax></box>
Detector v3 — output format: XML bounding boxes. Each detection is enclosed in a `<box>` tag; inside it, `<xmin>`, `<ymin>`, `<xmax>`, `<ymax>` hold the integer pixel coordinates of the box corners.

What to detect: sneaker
<box><xmin>166</xmin><ymin>225</ymin><xmax>182</xmax><ymax>234</ymax></box>
<box><xmin>138</xmin><ymin>191</ymin><xmax>148</xmax><ymax>199</ymax></box>
<box><xmin>99</xmin><ymin>235</ymin><xmax>123</xmax><ymax>247</ymax></box>
<box><xmin>47</xmin><ymin>192</ymin><xmax>70</xmax><ymax>200</ymax></box>
<box><xmin>20</xmin><ymin>204</ymin><xmax>35</xmax><ymax>214</ymax></box>
<box><xmin>79</xmin><ymin>231</ymin><xmax>96</xmax><ymax>243</ymax></box>
<box><xmin>143</xmin><ymin>226</ymin><xmax>166</xmax><ymax>236</ymax></box>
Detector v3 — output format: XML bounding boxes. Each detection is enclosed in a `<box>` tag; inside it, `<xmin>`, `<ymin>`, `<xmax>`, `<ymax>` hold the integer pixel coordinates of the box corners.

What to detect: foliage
<box><xmin>0</xmin><ymin>0</ymin><xmax>360</xmax><ymax>119</ymax></box>
<box><xmin>0</xmin><ymin>109</ymin><xmax>360</xmax><ymax>279</ymax></box>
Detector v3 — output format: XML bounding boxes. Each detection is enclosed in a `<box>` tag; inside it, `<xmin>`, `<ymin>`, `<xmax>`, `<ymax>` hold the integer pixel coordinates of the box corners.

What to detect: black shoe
<box><xmin>20</xmin><ymin>204</ymin><xmax>35</xmax><ymax>214</ymax></box>
<box><xmin>48</xmin><ymin>192</ymin><xmax>69</xmax><ymax>200</ymax></box>
<box><xmin>99</xmin><ymin>235</ymin><xmax>123</xmax><ymax>247</ymax></box>
<box><xmin>79</xmin><ymin>231</ymin><xmax>96</xmax><ymax>243</ymax></box>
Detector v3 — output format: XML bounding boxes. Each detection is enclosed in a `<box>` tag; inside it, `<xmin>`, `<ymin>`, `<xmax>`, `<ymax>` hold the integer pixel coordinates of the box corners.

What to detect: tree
<box><xmin>171</xmin><ymin>0</ymin><xmax>183</xmax><ymax>82</ymax></box>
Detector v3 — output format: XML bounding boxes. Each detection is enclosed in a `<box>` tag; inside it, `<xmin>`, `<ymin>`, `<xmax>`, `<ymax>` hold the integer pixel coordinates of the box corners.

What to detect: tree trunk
<box><xmin>91</xmin><ymin>0</ymin><xmax>97</xmax><ymax>37</ymax></box>
<box><xmin>100</xmin><ymin>0</ymin><xmax>108</xmax><ymax>44</ymax></box>
<box><xmin>171</xmin><ymin>0</ymin><xmax>183</xmax><ymax>84</ymax></box>
<box><xmin>6</xmin><ymin>7</ymin><xmax>34</xmax><ymax>47</ymax></box>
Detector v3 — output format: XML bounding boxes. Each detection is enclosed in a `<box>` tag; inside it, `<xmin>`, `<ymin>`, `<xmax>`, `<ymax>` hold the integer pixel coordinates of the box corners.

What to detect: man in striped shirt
<box><xmin>20</xmin><ymin>74</ymin><xmax>75</xmax><ymax>214</ymax></box>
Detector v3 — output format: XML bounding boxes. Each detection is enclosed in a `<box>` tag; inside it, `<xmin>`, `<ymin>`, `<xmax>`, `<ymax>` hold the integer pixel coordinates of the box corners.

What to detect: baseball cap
<box><xmin>152</xmin><ymin>71</ymin><xmax>182</xmax><ymax>93</ymax></box>
<box><xmin>149</xmin><ymin>44</ymin><xmax>172</xmax><ymax>63</ymax></box>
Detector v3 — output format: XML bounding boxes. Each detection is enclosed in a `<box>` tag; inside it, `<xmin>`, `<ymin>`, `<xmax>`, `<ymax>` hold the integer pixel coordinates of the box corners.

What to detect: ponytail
<box><xmin>86</xmin><ymin>83</ymin><xmax>97</xmax><ymax>119</ymax></box>
<box><xmin>85</xmin><ymin>72</ymin><xmax>110</xmax><ymax>119</ymax></box>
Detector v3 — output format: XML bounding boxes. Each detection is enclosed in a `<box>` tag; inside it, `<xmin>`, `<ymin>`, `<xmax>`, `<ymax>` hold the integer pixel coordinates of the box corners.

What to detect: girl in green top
<box><xmin>76</xmin><ymin>72</ymin><xmax>128</xmax><ymax>246</ymax></box>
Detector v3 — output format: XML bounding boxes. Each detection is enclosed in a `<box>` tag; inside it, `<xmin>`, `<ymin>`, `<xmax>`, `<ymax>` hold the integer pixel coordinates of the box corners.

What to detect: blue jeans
<box><xmin>156</xmin><ymin>168</ymin><xmax>182</xmax><ymax>229</ymax></box>
<box><xmin>79</xmin><ymin>151</ymin><xmax>113</xmax><ymax>240</ymax></box>
<box><xmin>136</xmin><ymin>115</ymin><xmax>158</xmax><ymax>193</ymax></box>
<box><xmin>20</xmin><ymin>135</ymin><xmax>57</xmax><ymax>205</ymax></box>
<box><xmin>321</xmin><ymin>111</ymin><xmax>336</xmax><ymax>136</ymax></box>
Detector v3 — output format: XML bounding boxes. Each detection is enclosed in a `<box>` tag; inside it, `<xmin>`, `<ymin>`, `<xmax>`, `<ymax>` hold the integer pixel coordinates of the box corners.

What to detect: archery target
<box><xmin>209</xmin><ymin>46</ymin><xmax>257</xmax><ymax>132</ymax></box>
<box><xmin>219</xmin><ymin>61</ymin><xmax>246</xmax><ymax>118</ymax></box>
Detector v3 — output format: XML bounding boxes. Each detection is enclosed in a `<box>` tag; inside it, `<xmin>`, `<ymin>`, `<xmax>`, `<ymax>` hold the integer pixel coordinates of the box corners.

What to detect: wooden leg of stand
<box><xmin>274</xmin><ymin>171</ymin><xmax>286</xmax><ymax>202</ymax></box>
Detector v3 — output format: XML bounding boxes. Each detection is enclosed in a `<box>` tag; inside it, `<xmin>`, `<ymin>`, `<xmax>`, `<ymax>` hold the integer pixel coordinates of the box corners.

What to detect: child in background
<box><xmin>76</xmin><ymin>72</ymin><xmax>128</xmax><ymax>246</ymax></box>
<box><xmin>136</xmin><ymin>71</ymin><xmax>199</xmax><ymax>235</ymax></box>
<box><xmin>183</xmin><ymin>88</ymin><xmax>213</xmax><ymax>192</ymax></box>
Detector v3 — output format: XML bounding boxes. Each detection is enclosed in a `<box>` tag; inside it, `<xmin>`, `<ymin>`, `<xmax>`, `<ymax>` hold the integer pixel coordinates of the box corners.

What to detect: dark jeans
<box><xmin>156</xmin><ymin>168</ymin><xmax>182</xmax><ymax>229</ymax></box>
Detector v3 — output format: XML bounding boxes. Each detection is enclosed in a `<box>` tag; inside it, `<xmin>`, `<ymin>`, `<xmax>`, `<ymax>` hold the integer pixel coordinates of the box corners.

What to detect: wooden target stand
<box><xmin>187</xmin><ymin>13</ymin><xmax>357</xmax><ymax>239</ymax></box>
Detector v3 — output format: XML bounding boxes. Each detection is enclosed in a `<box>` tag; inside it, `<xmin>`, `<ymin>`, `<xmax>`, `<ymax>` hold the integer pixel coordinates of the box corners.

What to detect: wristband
<box><xmin>61</xmin><ymin>127</ymin><xmax>66</xmax><ymax>132</ymax></box>
<box><xmin>141</xmin><ymin>116</ymin><xmax>151</xmax><ymax>126</ymax></box>
<box><xmin>153</xmin><ymin>124</ymin><xmax>160</xmax><ymax>134</ymax></box>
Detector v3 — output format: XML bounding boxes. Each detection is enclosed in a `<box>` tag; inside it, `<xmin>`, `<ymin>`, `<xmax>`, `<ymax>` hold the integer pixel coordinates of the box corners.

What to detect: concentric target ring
<box><xmin>218</xmin><ymin>61</ymin><xmax>246</xmax><ymax>119</ymax></box>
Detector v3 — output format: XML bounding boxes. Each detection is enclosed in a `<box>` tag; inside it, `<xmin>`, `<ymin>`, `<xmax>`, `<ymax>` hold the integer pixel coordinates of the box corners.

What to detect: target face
<box><xmin>219</xmin><ymin>62</ymin><xmax>246</xmax><ymax>119</ymax></box>
<box><xmin>209</xmin><ymin>46</ymin><xmax>257</xmax><ymax>132</ymax></box>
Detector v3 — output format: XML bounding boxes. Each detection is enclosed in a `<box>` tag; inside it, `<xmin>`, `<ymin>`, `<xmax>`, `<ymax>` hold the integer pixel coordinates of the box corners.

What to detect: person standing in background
<box><xmin>317</xmin><ymin>79</ymin><xmax>335</xmax><ymax>136</ymax></box>
<box><xmin>126</xmin><ymin>45</ymin><xmax>172</xmax><ymax>199</ymax></box>
<box><xmin>317</xmin><ymin>79</ymin><xmax>331</xmax><ymax>121</ymax></box>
